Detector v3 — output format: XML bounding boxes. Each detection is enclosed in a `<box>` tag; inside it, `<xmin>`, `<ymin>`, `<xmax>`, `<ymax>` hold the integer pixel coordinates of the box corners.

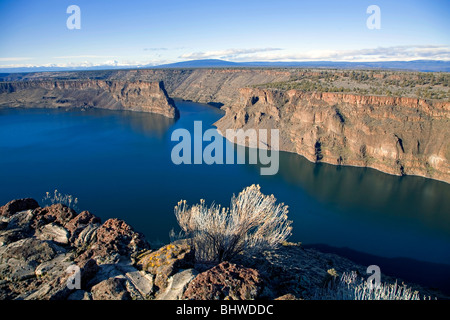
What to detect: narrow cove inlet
<box><xmin>0</xmin><ymin>99</ymin><xmax>449</xmax><ymax>294</ymax></box>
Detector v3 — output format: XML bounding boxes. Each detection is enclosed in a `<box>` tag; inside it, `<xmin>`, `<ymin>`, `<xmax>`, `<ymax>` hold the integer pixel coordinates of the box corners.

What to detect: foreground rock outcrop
<box><xmin>0</xmin><ymin>198</ymin><xmax>444</xmax><ymax>300</ymax></box>
<box><xmin>0</xmin><ymin>80</ymin><xmax>178</xmax><ymax>118</ymax></box>
<box><xmin>0</xmin><ymin>198</ymin><xmax>150</xmax><ymax>300</ymax></box>
<box><xmin>215</xmin><ymin>88</ymin><xmax>450</xmax><ymax>183</ymax></box>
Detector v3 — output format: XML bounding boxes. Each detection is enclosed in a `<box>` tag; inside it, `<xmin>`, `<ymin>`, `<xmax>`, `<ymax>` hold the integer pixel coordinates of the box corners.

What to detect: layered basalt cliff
<box><xmin>1</xmin><ymin>68</ymin><xmax>448</xmax><ymax>182</ymax></box>
<box><xmin>0</xmin><ymin>80</ymin><xmax>178</xmax><ymax>118</ymax></box>
<box><xmin>0</xmin><ymin>68</ymin><xmax>293</xmax><ymax>107</ymax></box>
<box><xmin>215</xmin><ymin>88</ymin><xmax>450</xmax><ymax>183</ymax></box>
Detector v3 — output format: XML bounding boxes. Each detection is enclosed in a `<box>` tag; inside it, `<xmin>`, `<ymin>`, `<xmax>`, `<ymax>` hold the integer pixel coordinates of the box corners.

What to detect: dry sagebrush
<box><xmin>42</xmin><ymin>189</ymin><xmax>79</xmax><ymax>210</ymax></box>
<box><xmin>174</xmin><ymin>184</ymin><xmax>292</xmax><ymax>263</ymax></box>
<box><xmin>313</xmin><ymin>271</ymin><xmax>432</xmax><ymax>300</ymax></box>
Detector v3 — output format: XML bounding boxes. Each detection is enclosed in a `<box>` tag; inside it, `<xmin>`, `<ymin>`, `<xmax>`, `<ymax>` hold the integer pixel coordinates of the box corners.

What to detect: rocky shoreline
<box><xmin>0</xmin><ymin>198</ymin><xmax>445</xmax><ymax>300</ymax></box>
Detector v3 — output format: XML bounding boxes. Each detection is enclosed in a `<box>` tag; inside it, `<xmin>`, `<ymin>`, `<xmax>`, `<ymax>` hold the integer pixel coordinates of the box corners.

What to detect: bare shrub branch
<box><xmin>174</xmin><ymin>184</ymin><xmax>292</xmax><ymax>263</ymax></box>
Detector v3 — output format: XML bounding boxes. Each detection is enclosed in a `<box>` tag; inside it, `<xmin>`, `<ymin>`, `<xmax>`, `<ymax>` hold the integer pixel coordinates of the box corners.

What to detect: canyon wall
<box><xmin>0</xmin><ymin>80</ymin><xmax>178</xmax><ymax>118</ymax></box>
<box><xmin>215</xmin><ymin>88</ymin><xmax>450</xmax><ymax>183</ymax></box>
<box><xmin>1</xmin><ymin>69</ymin><xmax>449</xmax><ymax>182</ymax></box>
<box><xmin>0</xmin><ymin>69</ymin><xmax>292</xmax><ymax>106</ymax></box>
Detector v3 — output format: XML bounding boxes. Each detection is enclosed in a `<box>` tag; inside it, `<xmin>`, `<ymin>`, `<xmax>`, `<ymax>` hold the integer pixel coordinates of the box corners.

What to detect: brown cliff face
<box><xmin>1</xmin><ymin>69</ymin><xmax>448</xmax><ymax>182</ymax></box>
<box><xmin>0</xmin><ymin>80</ymin><xmax>178</xmax><ymax>118</ymax></box>
<box><xmin>215</xmin><ymin>88</ymin><xmax>450</xmax><ymax>183</ymax></box>
<box><xmin>0</xmin><ymin>69</ymin><xmax>292</xmax><ymax>107</ymax></box>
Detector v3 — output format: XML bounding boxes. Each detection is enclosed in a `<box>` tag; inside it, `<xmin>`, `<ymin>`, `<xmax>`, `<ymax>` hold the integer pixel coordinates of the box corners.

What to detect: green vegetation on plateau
<box><xmin>252</xmin><ymin>69</ymin><xmax>450</xmax><ymax>101</ymax></box>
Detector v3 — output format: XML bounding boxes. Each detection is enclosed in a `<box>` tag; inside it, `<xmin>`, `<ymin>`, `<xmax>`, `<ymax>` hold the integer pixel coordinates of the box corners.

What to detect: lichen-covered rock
<box><xmin>183</xmin><ymin>262</ymin><xmax>261</xmax><ymax>300</ymax></box>
<box><xmin>136</xmin><ymin>240</ymin><xmax>194</xmax><ymax>290</ymax></box>
<box><xmin>0</xmin><ymin>199</ymin><xmax>39</xmax><ymax>217</ymax></box>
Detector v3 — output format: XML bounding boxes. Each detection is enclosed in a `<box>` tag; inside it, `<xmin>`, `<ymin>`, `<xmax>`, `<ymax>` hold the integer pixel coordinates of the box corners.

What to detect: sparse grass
<box><xmin>42</xmin><ymin>189</ymin><xmax>79</xmax><ymax>210</ymax></box>
<box><xmin>313</xmin><ymin>271</ymin><xmax>434</xmax><ymax>300</ymax></box>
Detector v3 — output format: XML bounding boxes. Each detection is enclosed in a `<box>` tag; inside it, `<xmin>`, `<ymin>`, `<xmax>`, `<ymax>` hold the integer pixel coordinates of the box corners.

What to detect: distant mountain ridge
<box><xmin>152</xmin><ymin>59</ymin><xmax>450</xmax><ymax>72</ymax></box>
<box><xmin>151</xmin><ymin>59</ymin><xmax>241</xmax><ymax>68</ymax></box>
<box><xmin>1</xmin><ymin>59</ymin><xmax>449</xmax><ymax>73</ymax></box>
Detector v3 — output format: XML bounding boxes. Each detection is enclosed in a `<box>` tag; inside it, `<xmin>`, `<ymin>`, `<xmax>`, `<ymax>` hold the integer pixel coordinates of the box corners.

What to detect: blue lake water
<box><xmin>0</xmin><ymin>100</ymin><xmax>449</xmax><ymax>292</ymax></box>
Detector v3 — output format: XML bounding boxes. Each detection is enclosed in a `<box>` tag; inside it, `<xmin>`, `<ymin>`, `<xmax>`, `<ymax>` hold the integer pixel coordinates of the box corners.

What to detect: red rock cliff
<box><xmin>215</xmin><ymin>88</ymin><xmax>450</xmax><ymax>183</ymax></box>
<box><xmin>0</xmin><ymin>80</ymin><xmax>178</xmax><ymax>118</ymax></box>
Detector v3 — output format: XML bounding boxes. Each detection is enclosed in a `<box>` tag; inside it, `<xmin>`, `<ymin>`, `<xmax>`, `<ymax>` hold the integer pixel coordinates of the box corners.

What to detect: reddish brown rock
<box><xmin>96</xmin><ymin>218</ymin><xmax>148</xmax><ymax>254</ymax></box>
<box><xmin>183</xmin><ymin>262</ymin><xmax>261</xmax><ymax>300</ymax></box>
<box><xmin>65</xmin><ymin>210</ymin><xmax>101</xmax><ymax>243</ymax></box>
<box><xmin>0</xmin><ymin>198</ymin><xmax>39</xmax><ymax>217</ymax></box>
<box><xmin>32</xmin><ymin>204</ymin><xmax>77</xmax><ymax>228</ymax></box>
<box><xmin>76</xmin><ymin>218</ymin><xmax>149</xmax><ymax>263</ymax></box>
<box><xmin>65</xmin><ymin>211</ymin><xmax>101</xmax><ymax>234</ymax></box>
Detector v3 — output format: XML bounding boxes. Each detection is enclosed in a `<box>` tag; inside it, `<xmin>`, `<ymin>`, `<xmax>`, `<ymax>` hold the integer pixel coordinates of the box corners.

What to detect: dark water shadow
<box><xmin>207</xmin><ymin>102</ymin><xmax>224</xmax><ymax>108</ymax></box>
<box><xmin>245</xmin><ymin>147</ymin><xmax>450</xmax><ymax>238</ymax></box>
<box><xmin>68</xmin><ymin>107</ymin><xmax>177</xmax><ymax>138</ymax></box>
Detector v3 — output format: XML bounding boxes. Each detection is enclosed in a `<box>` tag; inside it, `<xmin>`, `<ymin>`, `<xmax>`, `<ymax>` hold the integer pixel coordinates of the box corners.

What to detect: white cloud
<box><xmin>179</xmin><ymin>48</ymin><xmax>283</xmax><ymax>60</ymax></box>
<box><xmin>1</xmin><ymin>45</ymin><xmax>449</xmax><ymax>69</ymax></box>
<box><xmin>228</xmin><ymin>45</ymin><xmax>450</xmax><ymax>62</ymax></box>
<box><xmin>143</xmin><ymin>48</ymin><xmax>169</xmax><ymax>51</ymax></box>
<box><xmin>53</xmin><ymin>55</ymin><xmax>114</xmax><ymax>59</ymax></box>
<box><xmin>0</xmin><ymin>57</ymin><xmax>33</xmax><ymax>62</ymax></box>
<box><xmin>0</xmin><ymin>58</ymin><xmax>175</xmax><ymax>69</ymax></box>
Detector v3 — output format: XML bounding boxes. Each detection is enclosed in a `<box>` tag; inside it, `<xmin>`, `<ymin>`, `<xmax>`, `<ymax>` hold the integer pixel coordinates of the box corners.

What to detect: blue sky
<box><xmin>0</xmin><ymin>0</ymin><xmax>449</xmax><ymax>68</ymax></box>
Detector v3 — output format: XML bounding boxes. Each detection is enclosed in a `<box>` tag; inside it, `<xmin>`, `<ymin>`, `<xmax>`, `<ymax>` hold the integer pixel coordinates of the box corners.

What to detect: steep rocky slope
<box><xmin>0</xmin><ymin>80</ymin><xmax>178</xmax><ymax>118</ymax></box>
<box><xmin>215</xmin><ymin>88</ymin><xmax>450</xmax><ymax>183</ymax></box>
